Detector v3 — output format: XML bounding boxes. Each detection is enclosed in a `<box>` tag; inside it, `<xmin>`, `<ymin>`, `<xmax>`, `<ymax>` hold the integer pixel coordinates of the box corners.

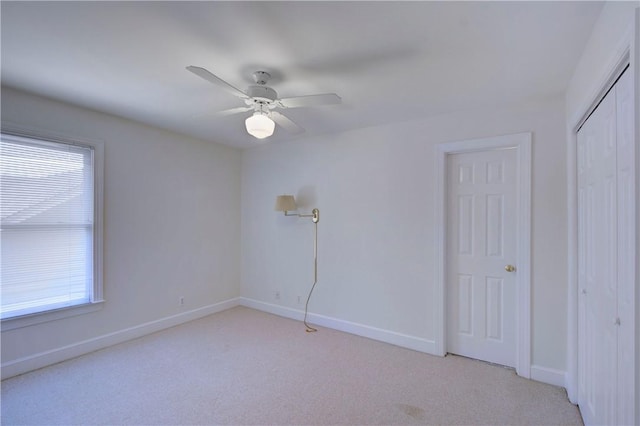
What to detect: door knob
<box><xmin>505</xmin><ymin>265</ymin><xmax>516</xmax><ymax>272</ymax></box>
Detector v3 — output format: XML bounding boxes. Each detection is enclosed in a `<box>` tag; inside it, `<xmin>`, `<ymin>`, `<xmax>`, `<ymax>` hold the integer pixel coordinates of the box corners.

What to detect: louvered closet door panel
<box><xmin>577</xmin><ymin>66</ymin><xmax>635</xmax><ymax>426</ymax></box>
<box><xmin>577</xmin><ymin>80</ymin><xmax>618</xmax><ymax>426</ymax></box>
<box><xmin>615</xmin><ymin>69</ymin><xmax>635</xmax><ymax>426</ymax></box>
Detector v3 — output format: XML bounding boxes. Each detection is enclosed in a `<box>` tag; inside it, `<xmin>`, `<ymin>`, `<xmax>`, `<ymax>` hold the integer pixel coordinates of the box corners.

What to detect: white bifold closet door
<box><xmin>577</xmin><ymin>67</ymin><xmax>635</xmax><ymax>426</ymax></box>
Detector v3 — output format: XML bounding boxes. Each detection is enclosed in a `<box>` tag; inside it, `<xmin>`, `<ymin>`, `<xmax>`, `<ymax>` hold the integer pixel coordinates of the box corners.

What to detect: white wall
<box><xmin>241</xmin><ymin>96</ymin><xmax>568</xmax><ymax>374</ymax></box>
<box><xmin>566</xmin><ymin>2</ymin><xmax>638</xmax><ymax>122</ymax></box>
<box><xmin>1</xmin><ymin>87</ymin><xmax>242</xmax><ymax>373</ymax></box>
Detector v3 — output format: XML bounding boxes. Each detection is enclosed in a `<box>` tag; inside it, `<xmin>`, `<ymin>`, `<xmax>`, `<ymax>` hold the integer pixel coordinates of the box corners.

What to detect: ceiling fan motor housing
<box><xmin>246</xmin><ymin>85</ymin><xmax>278</xmax><ymax>103</ymax></box>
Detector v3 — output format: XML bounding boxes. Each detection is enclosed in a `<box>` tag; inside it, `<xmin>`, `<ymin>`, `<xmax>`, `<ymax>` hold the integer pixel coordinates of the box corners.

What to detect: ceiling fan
<box><xmin>186</xmin><ymin>66</ymin><xmax>341</xmax><ymax>139</ymax></box>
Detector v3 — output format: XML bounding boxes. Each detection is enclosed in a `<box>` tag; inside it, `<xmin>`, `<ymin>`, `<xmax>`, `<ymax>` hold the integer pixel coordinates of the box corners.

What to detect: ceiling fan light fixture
<box><xmin>245</xmin><ymin>112</ymin><xmax>275</xmax><ymax>139</ymax></box>
<box><xmin>186</xmin><ymin>66</ymin><xmax>341</xmax><ymax>140</ymax></box>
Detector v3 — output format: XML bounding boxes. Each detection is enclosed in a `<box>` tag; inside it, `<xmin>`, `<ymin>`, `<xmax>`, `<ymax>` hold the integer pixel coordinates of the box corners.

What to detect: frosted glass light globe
<box><xmin>245</xmin><ymin>113</ymin><xmax>275</xmax><ymax>139</ymax></box>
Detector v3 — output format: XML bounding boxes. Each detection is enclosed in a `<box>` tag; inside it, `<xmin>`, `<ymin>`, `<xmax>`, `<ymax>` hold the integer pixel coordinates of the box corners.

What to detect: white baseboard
<box><xmin>530</xmin><ymin>364</ymin><xmax>567</xmax><ymax>388</ymax></box>
<box><xmin>239</xmin><ymin>299</ymin><xmax>569</xmax><ymax>388</ymax></box>
<box><xmin>1</xmin><ymin>298</ymin><xmax>241</xmax><ymax>380</ymax></box>
<box><xmin>239</xmin><ymin>297</ymin><xmax>437</xmax><ymax>355</ymax></box>
<box><xmin>4</xmin><ymin>296</ymin><xmax>565</xmax><ymax>389</ymax></box>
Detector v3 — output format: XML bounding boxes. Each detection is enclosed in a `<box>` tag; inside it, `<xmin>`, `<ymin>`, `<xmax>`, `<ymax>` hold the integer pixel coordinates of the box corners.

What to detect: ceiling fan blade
<box><xmin>186</xmin><ymin>66</ymin><xmax>249</xmax><ymax>99</ymax></box>
<box><xmin>271</xmin><ymin>111</ymin><xmax>305</xmax><ymax>134</ymax></box>
<box><xmin>216</xmin><ymin>106</ymin><xmax>253</xmax><ymax>117</ymax></box>
<box><xmin>278</xmin><ymin>93</ymin><xmax>341</xmax><ymax>109</ymax></box>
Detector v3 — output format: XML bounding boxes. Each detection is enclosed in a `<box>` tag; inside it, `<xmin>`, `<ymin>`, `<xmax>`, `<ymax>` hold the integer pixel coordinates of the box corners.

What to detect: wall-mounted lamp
<box><xmin>274</xmin><ymin>194</ymin><xmax>320</xmax><ymax>332</ymax></box>
<box><xmin>274</xmin><ymin>195</ymin><xmax>319</xmax><ymax>223</ymax></box>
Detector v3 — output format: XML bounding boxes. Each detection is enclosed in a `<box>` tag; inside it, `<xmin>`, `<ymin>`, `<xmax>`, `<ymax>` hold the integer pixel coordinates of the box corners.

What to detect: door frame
<box><xmin>434</xmin><ymin>132</ymin><xmax>532</xmax><ymax>379</ymax></box>
<box><xmin>566</xmin><ymin>11</ymin><xmax>638</xmax><ymax>410</ymax></box>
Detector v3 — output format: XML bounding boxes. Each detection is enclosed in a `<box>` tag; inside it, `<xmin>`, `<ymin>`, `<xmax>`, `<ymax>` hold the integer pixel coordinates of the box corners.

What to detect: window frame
<box><xmin>1</xmin><ymin>125</ymin><xmax>104</xmax><ymax>330</ymax></box>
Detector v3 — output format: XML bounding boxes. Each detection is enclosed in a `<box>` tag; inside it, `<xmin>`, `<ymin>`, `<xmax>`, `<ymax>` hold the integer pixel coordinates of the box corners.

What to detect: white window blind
<box><xmin>1</xmin><ymin>133</ymin><xmax>95</xmax><ymax>319</ymax></box>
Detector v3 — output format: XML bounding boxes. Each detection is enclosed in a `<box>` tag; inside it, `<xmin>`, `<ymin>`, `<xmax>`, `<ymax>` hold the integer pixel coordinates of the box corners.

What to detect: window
<box><xmin>1</xmin><ymin>131</ymin><xmax>103</xmax><ymax>322</ymax></box>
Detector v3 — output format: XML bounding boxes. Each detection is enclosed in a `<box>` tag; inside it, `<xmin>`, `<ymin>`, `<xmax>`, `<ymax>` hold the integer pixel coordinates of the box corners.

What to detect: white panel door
<box><xmin>447</xmin><ymin>148</ymin><xmax>517</xmax><ymax>367</ymax></box>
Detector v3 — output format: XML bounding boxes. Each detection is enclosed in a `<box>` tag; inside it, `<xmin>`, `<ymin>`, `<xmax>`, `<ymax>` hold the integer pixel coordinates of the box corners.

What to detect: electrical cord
<box><xmin>303</xmin><ymin>281</ymin><xmax>318</xmax><ymax>332</ymax></box>
<box><xmin>303</xmin><ymin>220</ymin><xmax>318</xmax><ymax>332</ymax></box>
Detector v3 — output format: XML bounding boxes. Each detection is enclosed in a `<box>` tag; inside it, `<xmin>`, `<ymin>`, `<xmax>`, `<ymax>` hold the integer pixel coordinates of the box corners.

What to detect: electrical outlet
<box><xmin>179</xmin><ymin>297</ymin><xmax>184</xmax><ymax>306</ymax></box>
<box><xmin>274</xmin><ymin>291</ymin><xmax>280</xmax><ymax>300</ymax></box>
<box><xmin>297</xmin><ymin>295</ymin><xmax>302</xmax><ymax>305</ymax></box>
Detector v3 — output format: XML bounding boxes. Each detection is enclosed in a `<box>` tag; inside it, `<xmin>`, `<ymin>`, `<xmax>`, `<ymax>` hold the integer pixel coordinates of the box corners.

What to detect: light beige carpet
<box><xmin>1</xmin><ymin>306</ymin><xmax>582</xmax><ymax>425</ymax></box>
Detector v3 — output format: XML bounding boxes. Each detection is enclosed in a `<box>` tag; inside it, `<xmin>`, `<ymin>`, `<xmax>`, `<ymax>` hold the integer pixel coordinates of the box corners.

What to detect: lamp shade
<box><xmin>275</xmin><ymin>195</ymin><xmax>297</xmax><ymax>212</ymax></box>
<box><xmin>245</xmin><ymin>112</ymin><xmax>275</xmax><ymax>139</ymax></box>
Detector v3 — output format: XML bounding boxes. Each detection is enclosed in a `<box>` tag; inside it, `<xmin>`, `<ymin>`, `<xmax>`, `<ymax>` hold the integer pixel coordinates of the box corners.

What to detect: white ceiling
<box><xmin>1</xmin><ymin>1</ymin><xmax>603</xmax><ymax>149</ymax></box>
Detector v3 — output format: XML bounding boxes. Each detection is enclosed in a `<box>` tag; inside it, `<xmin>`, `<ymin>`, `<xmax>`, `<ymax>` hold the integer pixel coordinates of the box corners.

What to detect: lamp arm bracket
<box><xmin>284</xmin><ymin>208</ymin><xmax>319</xmax><ymax>223</ymax></box>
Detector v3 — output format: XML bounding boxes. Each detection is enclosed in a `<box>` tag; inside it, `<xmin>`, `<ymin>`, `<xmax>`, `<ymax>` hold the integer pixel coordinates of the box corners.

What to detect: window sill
<box><xmin>1</xmin><ymin>300</ymin><xmax>104</xmax><ymax>331</ymax></box>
